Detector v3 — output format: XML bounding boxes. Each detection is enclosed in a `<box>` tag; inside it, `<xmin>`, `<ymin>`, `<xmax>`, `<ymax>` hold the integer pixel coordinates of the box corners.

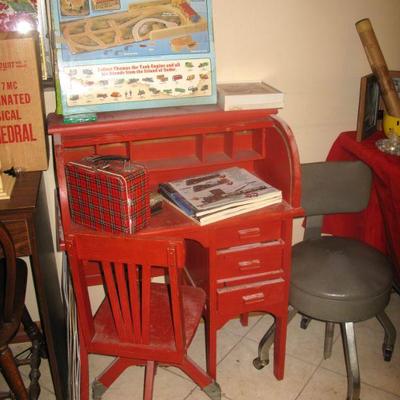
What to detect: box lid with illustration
<box><xmin>50</xmin><ymin>0</ymin><xmax>217</xmax><ymax>116</ymax></box>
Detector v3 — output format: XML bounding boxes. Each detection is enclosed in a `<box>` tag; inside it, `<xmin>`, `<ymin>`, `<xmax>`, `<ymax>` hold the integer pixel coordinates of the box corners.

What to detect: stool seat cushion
<box><xmin>290</xmin><ymin>236</ymin><xmax>393</xmax><ymax>322</ymax></box>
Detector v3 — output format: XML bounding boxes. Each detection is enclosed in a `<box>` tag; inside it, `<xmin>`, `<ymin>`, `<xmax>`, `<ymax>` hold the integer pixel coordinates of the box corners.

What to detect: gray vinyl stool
<box><xmin>253</xmin><ymin>161</ymin><xmax>396</xmax><ymax>400</ymax></box>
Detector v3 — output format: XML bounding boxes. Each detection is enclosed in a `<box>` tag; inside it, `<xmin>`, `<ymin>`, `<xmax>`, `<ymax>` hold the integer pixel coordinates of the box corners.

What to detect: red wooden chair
<box><xmin>67</xmin><ymin>234</ymin><xmax>221</xmax><ymax>400</ymax></box>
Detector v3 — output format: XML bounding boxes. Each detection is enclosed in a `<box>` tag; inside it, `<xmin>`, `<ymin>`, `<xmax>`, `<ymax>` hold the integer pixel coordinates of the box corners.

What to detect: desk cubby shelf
<box><xmin>63</xmin><ymin>127</ymin><xmax>267</xmax><ymax>174</ymax></box>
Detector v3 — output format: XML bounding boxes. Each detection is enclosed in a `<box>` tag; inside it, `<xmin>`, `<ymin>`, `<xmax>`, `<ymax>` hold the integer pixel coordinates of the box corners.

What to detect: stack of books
<box><xmin>159</xmin><ymin>167</ymin><xmax>282</xmax><ymax>225</ymax></box>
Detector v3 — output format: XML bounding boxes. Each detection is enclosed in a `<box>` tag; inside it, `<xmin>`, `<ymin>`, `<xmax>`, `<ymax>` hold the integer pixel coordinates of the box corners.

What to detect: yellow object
<box><xmin>383</xmin><ymin>113</ymin><xmax>400</xmax><ymax>137</ymax></box>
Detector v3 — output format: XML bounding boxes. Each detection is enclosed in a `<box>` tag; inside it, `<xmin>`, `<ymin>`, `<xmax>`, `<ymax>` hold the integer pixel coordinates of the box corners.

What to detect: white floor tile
<box><xmin>320</xmin><ymin>293</ymin><xmax>400</xmax><ymax>397</ymax></box>
<box><xmin>298</xmin><ymin>368</ymin><xmax>400</xmax><ymax>400</ymax></box>
<box><xmin>214</xmin><ymin>336</ymin><xmax>317</xmax><ymax>400</ymax></box>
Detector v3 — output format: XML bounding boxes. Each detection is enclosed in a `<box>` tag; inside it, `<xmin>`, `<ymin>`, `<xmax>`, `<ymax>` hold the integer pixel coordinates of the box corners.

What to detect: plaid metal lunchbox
<box><xmin>65</xmin><ymin>155</ymin><xmax>150</xmax><ymax>234</ymax></box>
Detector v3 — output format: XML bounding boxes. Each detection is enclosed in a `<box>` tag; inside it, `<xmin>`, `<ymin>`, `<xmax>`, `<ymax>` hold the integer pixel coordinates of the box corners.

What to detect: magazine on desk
<box><xmin>159</xmin><ymin>167</ymin><xmax>282</xmax><ymax>225</ymax></box>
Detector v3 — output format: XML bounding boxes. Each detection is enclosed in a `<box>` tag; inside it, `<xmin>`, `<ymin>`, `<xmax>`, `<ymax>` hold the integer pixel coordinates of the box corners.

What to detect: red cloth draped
<box><xmin>324</xmin><ymin>131</ymin><xmax>400</xmax><ymax>285</ymax></box>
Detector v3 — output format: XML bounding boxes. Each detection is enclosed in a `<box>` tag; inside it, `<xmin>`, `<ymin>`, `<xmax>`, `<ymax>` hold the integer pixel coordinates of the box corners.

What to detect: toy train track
<box><xmin>61</xmin><ymin>1</ymin><xmax>207</xmax><ymax>54</ymax></box>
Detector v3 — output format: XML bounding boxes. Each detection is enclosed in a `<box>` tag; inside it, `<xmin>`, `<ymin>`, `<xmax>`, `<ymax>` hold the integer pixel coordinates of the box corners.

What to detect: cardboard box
<box><xmin>50</xmin><ymin>0</ymin><xmax>217</xmax><ymax>116</ymax></box>
<box><xmin>0</xmin><ymin>32</ymin><xmax>48</xmax><ymax>171</ymax></box>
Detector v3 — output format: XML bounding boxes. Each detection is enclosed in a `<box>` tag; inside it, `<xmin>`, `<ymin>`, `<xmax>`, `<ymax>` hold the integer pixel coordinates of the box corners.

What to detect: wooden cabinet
<box><xmin>48</xmin><ymin>105</ymin><xmax>302</xmax><ymax>381</ymax></box>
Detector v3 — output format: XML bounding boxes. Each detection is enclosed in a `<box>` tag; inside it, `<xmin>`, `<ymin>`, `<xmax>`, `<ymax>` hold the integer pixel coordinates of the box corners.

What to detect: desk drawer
<box><xmin>3</xmin><ymin>220</ymin><xmax>31</xmax><ymax>256</ymax></box>
<box><xmin>215</xmin><ymin>219</ymin><xmax>281</xmax><ymax>248</ymax></box>
<box><xmin>217</xmin><ymin>278</ymin><xmax>285</xmax><ymax>313</ymax></box>
<box><xmin>216</xmin><ymin>240</ymin><xmax>284</xmax><ymax>282</ymax></box>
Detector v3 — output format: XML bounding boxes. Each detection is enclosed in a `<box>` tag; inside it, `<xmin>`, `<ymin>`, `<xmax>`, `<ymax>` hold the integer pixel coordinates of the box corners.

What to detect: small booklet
<box><xmin>159</xmin><ymin>167</ymin><xmax>282</xmax><ymax>225</ymax></box>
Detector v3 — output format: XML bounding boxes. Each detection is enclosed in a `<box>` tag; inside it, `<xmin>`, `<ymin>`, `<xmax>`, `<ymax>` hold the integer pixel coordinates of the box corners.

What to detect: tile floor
<box><xmin>2</xmin><ymin>291</ymin><xmax>400</xmax><ymax>400</ymax></box>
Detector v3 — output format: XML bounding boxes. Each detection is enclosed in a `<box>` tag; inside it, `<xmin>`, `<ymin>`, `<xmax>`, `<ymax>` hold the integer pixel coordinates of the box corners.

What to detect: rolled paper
<box><xmin>356</xmin><ymin>18</ymin><xmax>400</xmax><ymax>117</ymax></box>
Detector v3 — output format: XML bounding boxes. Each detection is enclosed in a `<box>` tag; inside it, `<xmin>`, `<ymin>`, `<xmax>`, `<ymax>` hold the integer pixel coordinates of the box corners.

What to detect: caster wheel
<box><xmin>300</xmin><ymin>317</ymin><xmax>311</xmax><ymax>330</ymax></box>
<box><xmin>383</xmin><ymin>347</ymin><xmax>393</xmax><ymax>362</ymax></box>
<box><xmin>253</xmin><ymin>357</ymin><xmax>269</xmax><ymax>370</ymax></box>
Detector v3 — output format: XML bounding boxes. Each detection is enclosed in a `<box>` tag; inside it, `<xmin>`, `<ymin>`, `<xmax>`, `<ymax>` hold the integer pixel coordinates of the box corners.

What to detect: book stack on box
<box><xmin>159</xmin><ymin>167</ymin><xmax>282</xmax><ymax>225</ymax></box>
<box><xmin>217</xmin><ymin>82</ymin><xmax>284</xmax><ymax>111</ymax></box>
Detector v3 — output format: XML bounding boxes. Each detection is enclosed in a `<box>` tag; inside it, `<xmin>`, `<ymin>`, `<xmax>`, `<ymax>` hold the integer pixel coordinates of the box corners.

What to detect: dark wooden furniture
<box><xmin>0</xmin><ymin>221</ymin><xmax>44</xmax><ymax>399</ymax></box>
<box><xmin>0</xmin><ymin>221</ymin><xmax>30</xmax><ymax>400</ymax></box>
<box><xmin>48</xmin><ymin>105</ymin><xmax>302</xmax><ymax>382</ymax></box>
<box><xmin>0</xmin><ymin>172</ymin><xmax>68</xmax><ymax>400</ymax></box>
<box><xmin>69</xmin><ymin>234</ymin><xmax>220</xmax><ymax>400</ymax></box>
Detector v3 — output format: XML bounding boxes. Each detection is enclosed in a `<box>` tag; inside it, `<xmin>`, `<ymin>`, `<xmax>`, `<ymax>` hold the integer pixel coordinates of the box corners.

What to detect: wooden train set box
<box><xmin>0</xmin><ymin>32</ymin><xmax>48</xmax><ymax>171</ymax></box>
<box><xmin>50</xmin><ymin>0</ymin><xmax>217</xmax><ymax>116</ymax></box>
<box><xmin>65</xmin><ymin>156</ymin><xmax>150</xmax><ymax>233</ymax></box>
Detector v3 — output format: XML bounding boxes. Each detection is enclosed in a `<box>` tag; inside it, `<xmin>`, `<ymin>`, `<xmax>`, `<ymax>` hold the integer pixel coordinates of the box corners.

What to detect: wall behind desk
<box><xmin>31</xmin><ymin>0</ymin><xmax>400</xmax><ymax>320</ymax></box>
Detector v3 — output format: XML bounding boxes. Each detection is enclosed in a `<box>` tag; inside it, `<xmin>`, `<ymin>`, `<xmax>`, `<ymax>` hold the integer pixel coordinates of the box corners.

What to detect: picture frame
<box><xmin>37</xmin><ymin>0</ymin><xmax>54</xmax><ymax>84</ymax></box>
<box><xmin>356</xmin><ymin>71</ymin><xmax>400</xmax><ymax>141</ymax></box>
<box><xmin>0</xmin><ymin>0</ymin><xmax>53</xmax><ymax>83</ymax></box>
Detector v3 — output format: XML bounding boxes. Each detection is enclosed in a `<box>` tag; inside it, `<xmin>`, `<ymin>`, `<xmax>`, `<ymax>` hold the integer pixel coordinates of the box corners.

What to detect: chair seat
<box><xmin>92</xmin><ymin>283</ymin><xmax>206</xmax><ymax>356</ymax></box>
<box><xmin>290</xmin><ymin>236</ymin><xmax>393</xmax><ymax>322</ymax></box>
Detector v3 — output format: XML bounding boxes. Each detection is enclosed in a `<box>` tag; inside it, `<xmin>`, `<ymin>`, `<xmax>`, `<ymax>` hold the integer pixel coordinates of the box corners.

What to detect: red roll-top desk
<box><xmin>48</xmin><ymin>105</ymin><xmax>302</xmax><ymax>381</ymax></box>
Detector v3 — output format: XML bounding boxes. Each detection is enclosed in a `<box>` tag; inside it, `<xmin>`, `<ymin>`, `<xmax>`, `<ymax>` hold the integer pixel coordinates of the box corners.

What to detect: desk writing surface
<box><xmin>65</xmin><ymin>200</ymin><xmax>298</xmax><ymax>240</ymax></box>
<box><xmin>0</xmin><ymin>172</ymin><xmax>41</xmax><ymax>257</ymax></box>
<box><xmin>0</xmin><ymin>172</ymin><xmax>41</xmax><ymax>213</ymax></box>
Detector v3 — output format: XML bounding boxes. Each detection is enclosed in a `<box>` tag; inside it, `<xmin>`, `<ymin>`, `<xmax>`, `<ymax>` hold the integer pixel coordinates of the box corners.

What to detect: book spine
<box><xmin>159</xmin><ymin>184</ymin><xmax>196</xmax><ymax>216</ymax></box>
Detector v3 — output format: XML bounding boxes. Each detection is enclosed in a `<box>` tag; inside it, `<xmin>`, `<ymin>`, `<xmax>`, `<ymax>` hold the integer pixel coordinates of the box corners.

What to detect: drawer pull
<box><xmin>242</xmin><ymin>292</ymin><xmax>265</xmax><ymax>305</ymax></box>
<box><xmin>238</xmin><ymin>227</ymin><xmax>261</xmax><ymax>239</ymax></box>
<box><xmin>238</xmin><ymin>259</ymin><xmax>261</xmax><ymax>271</ymax></box>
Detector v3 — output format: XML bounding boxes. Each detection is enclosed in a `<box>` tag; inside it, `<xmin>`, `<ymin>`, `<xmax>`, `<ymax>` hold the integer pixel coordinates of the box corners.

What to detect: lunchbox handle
<box><xmin>86</xmin><ymin>155</ymin><xmax>129</xmax><ymax>163</ymax></box>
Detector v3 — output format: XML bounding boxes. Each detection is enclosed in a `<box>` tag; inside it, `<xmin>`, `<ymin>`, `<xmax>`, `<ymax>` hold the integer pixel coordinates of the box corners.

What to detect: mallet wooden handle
<box><xmin>356</xmin><ymin>18</ymin><xmax>400</xmax><ymax>117</ymax></box>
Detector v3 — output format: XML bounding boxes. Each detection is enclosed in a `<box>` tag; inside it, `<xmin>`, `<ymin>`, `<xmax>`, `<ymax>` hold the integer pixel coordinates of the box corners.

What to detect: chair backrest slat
<box><xmin>167</xmin><ymin>247</ymin><xmax>185</xmax><ymax>353</ymax></box>
<box><xmin>140</xmin><ymin>263</ymin><xmax>151</xmax><ymax>344</ymax></box>
<box><xmin>127</xmin><ymin>262</ymin><xmax>142</xmax><ymax>342</ymax></box>
<box><xmin>103</xmin><ymin>261</ymin><xmax>129</xmax><ymax>340</ymax></box>
<box><xmin>114</xmin><ymin>262</ymin><xmax>135</xmax><ymax>340</ymax></box>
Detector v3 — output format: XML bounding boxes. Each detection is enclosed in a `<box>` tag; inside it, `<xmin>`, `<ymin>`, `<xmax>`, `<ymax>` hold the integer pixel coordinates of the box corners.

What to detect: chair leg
<box><xmin>93</xmin><ymin>357</ymin><xmax>142</xmax><ymax>399</ymax></box>
<box><xmin>324</xmin><ymin>322</ymin><xmax>335</xmax><ymax>360</ymax></box>
<box><xmin>180</xmin><ymin>356</ymin><xmax>220</xmax><ymax>400</ymax></box>
<box><xmin>0</xmin><ymin>345</ymin><xmax>29</xmax><ymax>400</ymax></box>
<box><xmin>143</xmin><ymin>361</ymin><xmax>157</xmax><ymax>400</ymax></box>
<box><xmin>21</xmin><ymin>307</ymin><xmax>43</xmax><ymax>400</ymax></box>
<box><xmin>340</xmin><ymin>322</ymin><xmax>360</xmax><ymax>400</ymax></box>
<box><xmin>376</xmin><ymin>311</ymin><xmax>396</xmax><ymax>361</ymax></box>
<box><xmin>78</xmin><ymin>325</ymin><xmax>90</xmax><ymax>400</ymax></box>
<box><xmin>253</xmin><ymin>306</ymin><xmax>297</xmax><ymax>371</ymax></box>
